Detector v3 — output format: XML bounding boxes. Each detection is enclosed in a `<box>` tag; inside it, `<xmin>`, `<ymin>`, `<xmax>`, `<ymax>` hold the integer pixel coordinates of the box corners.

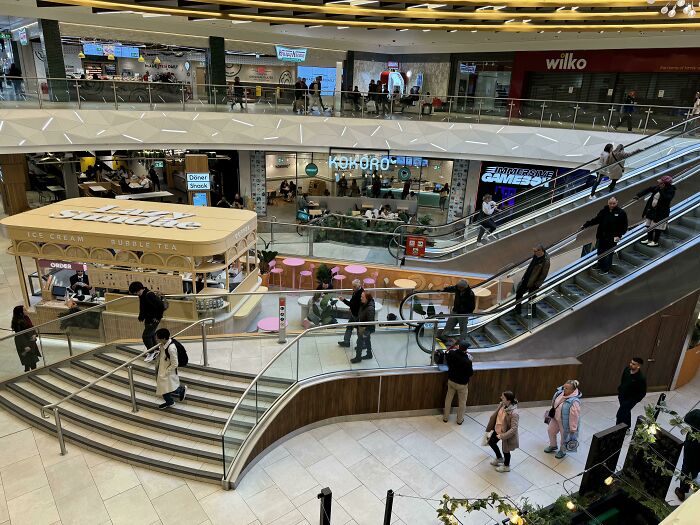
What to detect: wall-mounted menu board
<box><xmin>90</xmin><ymin>268</ymin><xmax>183</xmax><ymax>294</ymax></box>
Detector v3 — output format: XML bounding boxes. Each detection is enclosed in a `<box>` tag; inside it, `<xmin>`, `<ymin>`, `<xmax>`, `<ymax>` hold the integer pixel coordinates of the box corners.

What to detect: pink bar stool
<box><xmin>331</xmin><ymin>266</ymin><xmax>346</xmax><ymax>287</ymax></box>
<box><xmin>363</xmin><ymin>271</ymin><xmax>379</xmax><ymax>288</ymax></box>
<box><xmin>298</xmin><ymin>263</ymin><xmax>315</xmax><ymax>289</ymax></box>
<box><xmin>269</xmin><ymin>260</ymin><xmax>284</xmax><ymax>287</ymax></box>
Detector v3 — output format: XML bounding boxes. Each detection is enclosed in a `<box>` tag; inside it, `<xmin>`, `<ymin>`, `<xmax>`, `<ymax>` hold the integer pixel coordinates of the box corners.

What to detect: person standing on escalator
<box><xmin>437</xmin><ymin>280</ymin><xmax>475</xmax><ymax>342</ymax></box>
<box><xmin>581</xmin><ymin>197</ymin><xmax>628</xmax><ymax>274</ymax></box>
<box><xmin>476</xmin><ymin>194</ymin><xmax>499</xmax><ymax>245</ymax></box>
<box><xmin>606</xmin><ymin>144</ymin><xmax>642</xmax><ymax>194</ymax></box>
<box><xmin>634</xmin><ymin>175</ymin><xmax>676</xmax><ymax>247</ymax></box>
<box><xmin>513</xmin><ymin>245</ymin><xmax>550</xmax><ymax>316</ymax></box>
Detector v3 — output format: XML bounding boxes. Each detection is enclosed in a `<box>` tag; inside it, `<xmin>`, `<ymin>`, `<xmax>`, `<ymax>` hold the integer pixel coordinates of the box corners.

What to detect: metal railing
<box><xmin>389</xmin><ymin>116</ymin><xmax>700</xmax><ymax>261</ymax></box>
<box><xmin>40</xmin><ymin>317</ymin><xmax>214</xmax><ymax>455</ymax></box>
<box><xmin>1</xmin><ymin>75</ymin><xmax>695</xmax><ymax>132</ymax></box>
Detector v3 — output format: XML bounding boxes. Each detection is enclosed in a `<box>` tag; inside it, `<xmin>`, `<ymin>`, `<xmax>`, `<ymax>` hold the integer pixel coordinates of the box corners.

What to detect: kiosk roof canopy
<box><xmin>0</xmin><ymin>198</ymin><xmax>257</xmax><ymax>255</ymax></box>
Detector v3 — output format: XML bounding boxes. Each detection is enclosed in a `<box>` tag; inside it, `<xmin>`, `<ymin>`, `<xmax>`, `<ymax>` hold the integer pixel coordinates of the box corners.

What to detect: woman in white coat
<box><xmin>154</xmin><ymin>328</ymin><xmax>186</xmax><ymax>409</ymax></box>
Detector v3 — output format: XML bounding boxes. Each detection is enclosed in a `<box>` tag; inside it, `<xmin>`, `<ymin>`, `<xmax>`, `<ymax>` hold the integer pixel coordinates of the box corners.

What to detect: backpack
<box><xmin>156</xmin><ymin>292</ymin><xmax>169</xmax><ymax>311</ymax></box>
<box><xmin>171</xmin><ymin>338</ymin><xmax>188</xmax><ymax>367</ymax></box>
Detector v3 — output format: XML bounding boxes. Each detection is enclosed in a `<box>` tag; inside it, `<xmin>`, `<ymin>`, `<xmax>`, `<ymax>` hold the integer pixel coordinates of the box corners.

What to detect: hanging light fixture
<box><xmin>138</xmin><ymin>55</ymin><xmax>145</xmax><ymax>63</ymax></box>
<box><xmin>661</xmin><ymin>4</ymin><xmax>669</xmax><ymax>13</ymax></box>
<box><xmin>153</xmin><ymin>56</ymin><xmax>161</xmax><ymax>65</ymax></box>
<box><xmin>78</xmin><ymin>50</ymin><xmax>85</xmax><ymax>59</ymax></box>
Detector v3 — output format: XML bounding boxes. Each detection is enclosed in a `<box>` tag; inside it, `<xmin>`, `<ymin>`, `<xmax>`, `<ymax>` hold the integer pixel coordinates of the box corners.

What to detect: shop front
<box><xmin>0</xmin><ymin>198</ymin><xmax>258</xmax><ymax>341</ymax></box>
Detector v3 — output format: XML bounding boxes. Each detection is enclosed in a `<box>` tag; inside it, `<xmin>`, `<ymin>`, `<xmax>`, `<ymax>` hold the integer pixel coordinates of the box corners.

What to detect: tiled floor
<box><xmin>0</xmin><ymin>369</ymin><xmax>697</xmax><ymax>525</ymax></box>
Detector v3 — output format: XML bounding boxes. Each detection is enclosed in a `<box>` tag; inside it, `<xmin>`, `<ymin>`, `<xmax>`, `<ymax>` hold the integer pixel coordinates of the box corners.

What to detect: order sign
<box><xmin>186</xmin><ymin>173</ymin><xmax>210</xmax><ymax>183</ymax></box>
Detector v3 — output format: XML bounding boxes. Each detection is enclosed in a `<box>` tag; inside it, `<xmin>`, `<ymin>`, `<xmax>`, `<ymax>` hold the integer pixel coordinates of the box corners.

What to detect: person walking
<box><xmin>7</xmin><ymin>63</ymin><xmax>22</xmax><ymax>98</ymax></box>
<box><xmin>128</xmin><ymin>281</ymin><xmax>166</xmax><ymax>360</ymax></box>
<box><xmin>634</xmin><ymin>175</ymin><xmax>676</xmax><ymax>247</ymax></box>
<box><xmin>581</xmin><ymin>197</ymin><xmax>628</xmax><ymax>274</ymax></box>
<box><xmin>437</xmin><ymin>280</ymin><xmax>476</xmax><ymax>342</ymax></box>
<box><xmin>338</xmin><ymin>279</ymin><xmax>364</xmax><ymax>349</ymax></box>
<box><xmin>231</xmin><ymin>76</ymin><xmax>244</xmax><ymax>110</ymax></box>
<box><xmin>11</xmin><ymin>305</ymin><xmax>41</xmax><ymax>372</ymax></box>
<box><xmin>439</xmin><ymin>183</ymin><xmax>449</xmax><ymax>211</ymax></box>
<box><xmin>590</xmin><ymin>143</ymin><xmax>614</xmax><ymax>198</ymax></box>
<box><xmin>350</xmin><ymin>291</ymin><xmax>375</xmax><ymax>363</ymax></box>
<box><xmin>442</xmin><ymin>341</ymin><xmax>474</xmax><ymax>425</ymax></box>
<box><xmin>476</xmin><ymin>194</ymin><xmax>499</xmax><ymax>244</ymax></box>
<box><xmin>486</xmin><ymin>391</ymin><xmax>520</xmax><ymax>472</ymax></box>
<box><xmin>615</xmin><ymin>357</ymin><xmax>647</xmax><ymax>431</ymax></box>
<box><xmin>544</xmin><ymin>380</ymin><xmax>582</xmax><ymax>459</ymax></box>
<box><xmin>513</xmin><ymin>245</ymin><xmax>550</xmax><ymax>316</ymax></box>
<box><xmin>148</xmin><ymin>166</ymin><xmax>161</xmax><ymax>191</ymax></box>
<box><xmin>606</xmin><ymin>144</ymin><xmax>642</xmax><ymax>193</ymax></box>
<box><xmin>614</xmin><ymin>90</ymin><xmax>637</xmax><ymax>132</ymax></box>
<box><xmin>674</xmin><ymin>408</ymin><xmax>700</xmax><ymax>501</ymax></box>
<box><xmin>153</xmin><ymin>328</ymin><xmax>187</xmax><ymax>409</ymax></box>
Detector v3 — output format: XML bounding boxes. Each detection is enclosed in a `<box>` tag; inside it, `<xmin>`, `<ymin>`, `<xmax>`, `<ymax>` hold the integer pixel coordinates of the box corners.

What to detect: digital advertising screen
<box><xmin>297</xmin><ymin>66</ymin><xmax>337</xmax><ymax>96</ymax></box>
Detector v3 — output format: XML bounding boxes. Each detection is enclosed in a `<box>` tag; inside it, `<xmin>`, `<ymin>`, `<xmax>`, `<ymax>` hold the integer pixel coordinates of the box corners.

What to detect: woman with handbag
<box><xmin>485</xmin><ymin>391</ymin><xmax>520</xmax><ymax>473</ymax></box>
<box><xmin>544</xmin><ymin>380</ymin><xmax>582</xmax><ymax>459</ymax></box>
<box><xmin>11</xmin><ymin>305</ymin><xmax>41</xmax><ymax>372</ymax></box>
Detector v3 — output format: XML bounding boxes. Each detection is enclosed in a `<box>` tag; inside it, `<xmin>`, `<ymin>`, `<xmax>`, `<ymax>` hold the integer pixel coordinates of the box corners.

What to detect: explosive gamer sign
<box><xmin>49</xmin><ymin>205</ymin><xmax>202</xmax><ymax>230</ymax></box>
<box><xmin>480</xmin><ymin>165</ymin><xmax>554</xmax><ymax>187</ymax></box>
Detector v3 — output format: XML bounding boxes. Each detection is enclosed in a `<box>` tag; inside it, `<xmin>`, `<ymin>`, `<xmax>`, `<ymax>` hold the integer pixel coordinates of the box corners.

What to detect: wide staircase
<box><xmin>0</xmin><ymin>341</ymin><xmax>292</xmax><ymax>483</ymax></box>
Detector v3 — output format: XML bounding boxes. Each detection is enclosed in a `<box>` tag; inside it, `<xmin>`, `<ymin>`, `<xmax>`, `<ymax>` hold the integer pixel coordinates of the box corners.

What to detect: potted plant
<box><xmin>316</xmin><ymin>264</ymin><xmax>332</xmax><ymax>288</ymax></box>
<box><xmin>257</xmin><ymin>249</ymin><xmax>278</xmax><ymax>286</ymax></box>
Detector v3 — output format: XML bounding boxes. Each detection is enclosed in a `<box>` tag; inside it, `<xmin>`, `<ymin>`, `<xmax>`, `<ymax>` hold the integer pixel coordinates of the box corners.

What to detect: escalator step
<box><xmin>679</xmin><ymin>216</ymin><xmax>700</xmax><ymax>229</ymax></box>
<box><xmin>535</xmin><ymin>301</ymin><xmax>558</xmax><ymax>320</ymax></box>
<box><xmin>499</xmin><ymin>314</ymin><xmax>528</xmax><ymax>337</ymax></box>
<box><xmin>560</xmin><ymin>282</ymin><xmax>589</xmax><ymax>301</ymax></box>
<box><xmin>469</xmin><ymin>332</ymin><xmax>493</xmax><ymax>348</ymax></box>
<box><xmin>574</xmin><ymin>273</ymin><xmax>605</xmax><ymax>293</ymax></box>
<box><xmin>670</xmin><ymin>224</ymin><xmax>694</xmax><ymax>240</ymax></box>
<box><xmin>589</xmin><ymin>269</ymin><xmax>616</xmax><ymax>285</ymax></box>
<box><xmin>635</xmin><ymin>242</ymin><xmax>665</xmax><ymax>258</ymax></box>
<box><xmin>543</xmin><ymin>292</ymin><xmax>572</xmax><ymax>312</ymax></box>
<box><xmin>483</xmin><ymin>323</ymin><xmax>511</xmax><ymax>345</ymax></box>
<box><xmin>620</xmin><ymin>250</ymin><xmax>651</xmax><ymax>267</ymax></box>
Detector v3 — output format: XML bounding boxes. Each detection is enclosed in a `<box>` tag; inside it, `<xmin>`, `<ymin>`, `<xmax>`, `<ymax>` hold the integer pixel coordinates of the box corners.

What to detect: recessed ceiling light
<box><xmin>556</xmin><ymin>6</ymin><xmax>566</xmax><ymax>11</ymax></box>
<box><xmin>571</xmin><ymin>6</ymin><xmax>579</xmax><ymax>10</ymax></box>
<box><xmin>231</xmin><ymin>20</ymin><xmax>251</xmax><ymax>24</ymax></box>
<box><xmin>522</xmin><ymin>19</ymin><xmax>532</xmax><ymax>23</ymax></box>
<box><xmin>422</xmin><ymin>29</ymin><xmax>431</xmax><ymax>31</ymax></box>
<box><xmin>448</xmin><ymin>29</ymin><xmax>457</xmax><ymax>32</ymax></box>
<box><xmin>398</xmin><ymin>28</ymin><xmax>409</xmax><ymax>31</ymax></box>
<box><xmin>337</xmin><ymin>26</ymin><xmax>349</xmax><ymax>29</ymax></box>
<box><xmin>471</xmin><ymin>29</ymin><xmax>478</xmax><ymax>32</ymax></box>
<box><xmin>494</xmin><ymin>5</ymin><xmax>506</xmax><ymax>10</ymax></box>
<box><xmin>308</xmin><ymin>25</ymin><xmax>322</xmax><ymax>28</ymax></box>
<box><xmin>504</xmin><ymin>19</ymin><xmax>516</xmax><ymax>23</ymax></box>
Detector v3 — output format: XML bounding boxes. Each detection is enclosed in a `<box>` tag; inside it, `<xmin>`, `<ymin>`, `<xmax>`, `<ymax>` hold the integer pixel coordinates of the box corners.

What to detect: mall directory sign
<box><xmin>275</xmin><ymin>46</ymin><xmax>307</xmax><ymax>63</ymax></box>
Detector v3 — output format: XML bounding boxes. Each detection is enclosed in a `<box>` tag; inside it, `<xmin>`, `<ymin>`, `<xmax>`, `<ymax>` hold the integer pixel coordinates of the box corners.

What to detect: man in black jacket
<box><xmin>128</xmin><ymin>281</ymin><xmax>165</xmax><ymax>360</ymax></box>
<box><xmin>338</xmin><ymin>279</ymin><xmax>364</xmax><ymax>349</ymax></box>
<box><xmin>437</xmin><ymin>280</ymin><xmax>476</xmax><ymax>342</ymax></box>
<box><xmin>615</xmin><ymin>357</ymin><xmax>647</xmax><ymax>430</ymax></box>
<box><xmin>443</xmin><ymin>341</ymin><xmax>474</xmax><ymax>425</ymax></box>
<box><xmin>582</xmin><ymin>197</ymin><xmax>628</xmax><ymax>274</ymax></box>
<box><xmin>675</xmin><ymin>408</ymin><xmax>700</xmax><ymax>501</ymax></box>
<box><xmin>514</xmin><ymin>245</ymin><xmax>550</xmax><ymax>316</ymax></box>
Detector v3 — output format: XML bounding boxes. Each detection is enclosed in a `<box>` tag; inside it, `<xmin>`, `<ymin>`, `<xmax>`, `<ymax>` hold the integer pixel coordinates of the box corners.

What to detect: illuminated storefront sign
<box><xmin>328</xmin><ymin>155</ymin><xmax>392</xmax><ymax>171</ymax></box>
<box><xmin>480</xmin><ymin>165</ymin><xmax>554</xmax><ymax>187</ymax></box>
<box><xmin>275</xmin><ymin>46</ymin><xmax>307</xmax><ymax>63</ymax></box>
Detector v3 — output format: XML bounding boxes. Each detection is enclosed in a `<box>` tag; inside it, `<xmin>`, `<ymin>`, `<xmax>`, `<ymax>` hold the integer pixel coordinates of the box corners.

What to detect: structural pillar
<box><xmin>207</xmin><ymin>36</ymin><xmax>226</xmax><ymax>103</ymax></box>
<box><xmin>61</xmin><ymin>155</ymin><xmax>80</xmax><ymax>199</ymax></box>
<box><xmin>250</xmin><ymin>151</ymin><xmax>267</xmax><ymax>217</ymax></box>
<box><xmin>447</xmin><ymin>159</ymin><xmax>470</xmax><ymax>222</ymax></box>
<box><xmin>0</xmin><ymin>154</ymin><xmax>30</xmax><ymax>215</ymax></box>
<box><xmin>39</xmin><ymin>19</ymin><xmax>68</xmax><ymax>102</ymax></box>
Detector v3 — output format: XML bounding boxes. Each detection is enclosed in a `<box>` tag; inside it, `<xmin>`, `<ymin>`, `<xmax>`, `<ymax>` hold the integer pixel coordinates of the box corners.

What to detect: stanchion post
<box><xmin>201</xmin><ymin>321</ymin><xmax>210</xmax><ymax>367</ymax></box>
<box><xmin>318</xmin><ymin>487</ymin><xmax>332</xmax><ymax>525</ymax></box>
<box><xmin>383</xmin><ymin>489</ymin><xmax>394</xmax><ymax>525</ymax></box>
<box><xmin>278</xmin><ymin>296</ymin><xmax>287</xmax><ymax>344</ymax></box>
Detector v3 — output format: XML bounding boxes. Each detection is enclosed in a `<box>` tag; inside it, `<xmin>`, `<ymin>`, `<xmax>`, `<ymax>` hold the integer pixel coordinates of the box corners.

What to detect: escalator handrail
<box><xmin>405</xmin><ymin>149</ymin><xmax>700</xmax><ymax>262</ymax></box>
<box><xmin>391</xmin><ymin>116</ymin><xmax>700</xmax><ymax>242</ymax></box>
<box><xmin>398</xmin><ymin>192</ymin><xmax>700</xmax><ymax>330</ymax></box>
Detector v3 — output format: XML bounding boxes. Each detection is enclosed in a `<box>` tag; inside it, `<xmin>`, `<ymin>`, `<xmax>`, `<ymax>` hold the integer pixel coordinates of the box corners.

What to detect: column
<box><xmin>62</xmin><ymin>156</ymin><xmax>80</xmax><ymax>199</ymax></box>
<box><xmin>39</xmin><ymin>19</ymin><xmax>68</xmax><ymax>102</ymax></box>
<box><xmin>238</xmin><ymin>151</ymin><xmax>252</xmax><ymax>202</ymax></box>
<box><xmin>0</xmin><ymin>154</ymin><xmax>30</xmax><ymax>215</ymax></box>
<box><xmin>207</xmin><ymin>36</ymin><xmax>226</xmax><ymax>104</ymax></box>
<box><xmin>250</xmin><ymin>151</ymin><xmax>267</xmax><ymax>216</ymax></box>
<box><xmin>447</xmin><ymin>159</ymin><xmax>469</xmax><ymax>222</ymax></box>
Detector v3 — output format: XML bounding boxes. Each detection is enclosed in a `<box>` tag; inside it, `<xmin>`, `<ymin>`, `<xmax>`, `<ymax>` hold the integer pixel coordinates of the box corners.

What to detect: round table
<box><xmin>345</xmin><ymin>265</ymin><xmax>367</xmax><ymax>276</ymax></box>
<box><xmin>393</xmin><ymin>278</ymin><xmax>417</xmax><ymax>290</ymax></box>
<box><xmin>282</xmin><ymin>257</ymin><xmax>306</xmax><ymax>288</ymax></box>
<box><xmin>473</xmin><ymin>287</ymin><xmax>492</xmax><ymax>311</ymax></box>
<box><xmin>257</xmin><ymin>317</ymin><xmax>288</xmax><ymax>333</ymax></box>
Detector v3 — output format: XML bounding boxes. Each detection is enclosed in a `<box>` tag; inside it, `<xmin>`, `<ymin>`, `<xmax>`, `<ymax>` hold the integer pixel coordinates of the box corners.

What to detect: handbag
<box><xmin>544</xmin><ymin>398</ymin><xmax>564</xmax><ymax>424</ymax></box>
<box><xmin>481</xmin><ymin>430</ymin><xmax>493</xmax><ymax>446</ymax></box>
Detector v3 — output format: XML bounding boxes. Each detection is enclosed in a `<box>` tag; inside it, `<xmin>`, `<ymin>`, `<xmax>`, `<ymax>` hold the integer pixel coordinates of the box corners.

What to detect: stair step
<box><xmin>498</xmin><ymin>314</ymin><xmax>528</xmax><ymax>337</ymax></box>
<box><xmin>50</xmin><ymin>367</ymin><xmax>232</xmax><ymax>424</ymax></box>
<box><xmin>560</xmin><ymin>282</ymin><xmax>589</xmax><ymax>302</ymax></box>
<box><xmin>5</xmin><ymin>384</ymin><xmax>224</xmax><ymax>464</ymax></box>
<box><xmin>468</xmin><ymin>332</ymin><xmax>493</xmax><ymax>348</ymax></box>
<box><xmin>542</xmin><ymin>292</ymin><xmax>572</xmax><ymax>312</ymax></box>
<box><xmin>0</xmin><ymin>391</ymin><xmax>222</xmax><ymax>483</ymax></box>
<box><xmin>574</xmin><ymin>273</ymin><xmax>605</xmax><ymax>294</ymax></box>
<box><xmin>483</xmin><ymin>323</ymin><xmax>511</xmax><ymax>345</ymax></box>
<box><xmin>619</xmin><ymin>250</ymin><xmax>649</xmax><ymax>267</ymax></box>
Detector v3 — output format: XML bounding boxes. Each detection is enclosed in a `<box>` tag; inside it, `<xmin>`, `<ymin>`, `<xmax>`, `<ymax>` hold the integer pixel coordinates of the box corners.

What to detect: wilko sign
<box><xmin>545</xmin><ymin>52</ymin><xmax>588</xmax><ymax>71</ymax></box>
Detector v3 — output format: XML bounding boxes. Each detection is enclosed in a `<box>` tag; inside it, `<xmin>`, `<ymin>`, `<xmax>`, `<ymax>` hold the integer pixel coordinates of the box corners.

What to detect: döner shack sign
<box><xmin>49</xmin><ymin>204</ymin><xmax>202</xmax><ymax>230</ymax></box>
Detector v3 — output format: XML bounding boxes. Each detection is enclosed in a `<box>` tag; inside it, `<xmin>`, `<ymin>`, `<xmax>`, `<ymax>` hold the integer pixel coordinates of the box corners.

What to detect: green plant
<box><xmin>316</xmin><ymin>264</ymin><xmax>332</xmax><ymax>285</ymax></box>
<box><xmin>257</xmin><ymin>249</ymin><xmax>278</xmax><ymax>274</ymax></box>
<box><xmin>307</xmin><ymin>293</ymin><xmax>338</xmax><ymax>326</ymax></box>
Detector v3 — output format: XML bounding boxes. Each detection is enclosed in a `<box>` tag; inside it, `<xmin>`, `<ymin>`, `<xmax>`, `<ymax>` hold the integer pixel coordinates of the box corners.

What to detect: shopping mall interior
<box><xmin>0</xmin><ymin>1</ymin><xmax>699</xmax><ymax>524</ymax></box>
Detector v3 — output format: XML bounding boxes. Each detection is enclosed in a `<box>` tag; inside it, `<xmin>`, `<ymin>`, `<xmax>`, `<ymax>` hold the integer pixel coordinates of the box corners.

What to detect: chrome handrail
<box><xmin>41</xmin><ymin>317</ymin><xmax>214</xmax><ymax>454</ymax></box>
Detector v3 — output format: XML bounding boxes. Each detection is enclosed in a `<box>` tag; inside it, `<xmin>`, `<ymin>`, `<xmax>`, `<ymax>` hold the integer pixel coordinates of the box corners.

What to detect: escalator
<box><xmin>400</xmin><ymin>193</ymin><xmax>700</xmax><ymax>362</ymax></box>
<box><xmin>391</xmin><ymin>117</ymin><xmax>700</xmax><ymax>274</ymax></box>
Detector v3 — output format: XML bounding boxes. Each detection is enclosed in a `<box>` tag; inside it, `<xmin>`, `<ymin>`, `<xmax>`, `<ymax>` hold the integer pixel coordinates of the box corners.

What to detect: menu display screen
<box><xmin>82</xmin><ymin>43</ymin><xmax>140</xmax><ymax>59</ymax></box>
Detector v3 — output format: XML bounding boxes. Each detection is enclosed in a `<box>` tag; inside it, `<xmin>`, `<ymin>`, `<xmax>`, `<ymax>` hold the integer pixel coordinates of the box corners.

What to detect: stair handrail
<box><xmin>389</xmin><ymin>116</ymin><xmax>700</xmax><ymax>252</ymax></box>
<box><xmin>41</xmin><ymin>317</ymin><xmax>214</xmax><ymax>420</ymax></box>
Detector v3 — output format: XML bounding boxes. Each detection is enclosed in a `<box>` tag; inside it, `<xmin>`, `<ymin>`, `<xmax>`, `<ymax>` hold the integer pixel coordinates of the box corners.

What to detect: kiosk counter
<box><xmin>0</xmin><ymin>198</ymin><xmax>259</xmax><ymax>341</ymax></box>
